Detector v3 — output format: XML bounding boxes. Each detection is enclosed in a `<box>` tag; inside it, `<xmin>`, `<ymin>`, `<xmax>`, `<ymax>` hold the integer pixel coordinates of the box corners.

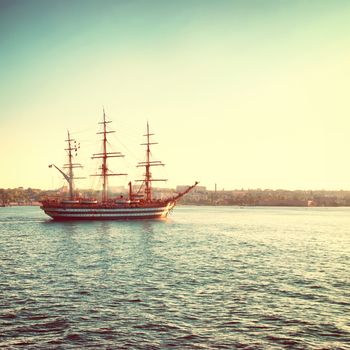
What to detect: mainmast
<box><xmin>136</xmin><ymin>122</ymin><xmax>166</xmax><ymax>202</ymax></box>
<box><xmin>91</xmin><ymin>109</ymin><xmax>127</xmax><ymax>203</ymax></box>
<box><xmin>49</xmin><ymin>130</ymin><xmax>82</xmax><ymax>200</ymax></box>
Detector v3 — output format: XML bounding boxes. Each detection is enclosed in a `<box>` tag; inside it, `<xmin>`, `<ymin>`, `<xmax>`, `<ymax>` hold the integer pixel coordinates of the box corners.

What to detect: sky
<box><xmin>1</xmin><ymin>0</ymin><xmax>350</xmax><ymax>191</ymax></box>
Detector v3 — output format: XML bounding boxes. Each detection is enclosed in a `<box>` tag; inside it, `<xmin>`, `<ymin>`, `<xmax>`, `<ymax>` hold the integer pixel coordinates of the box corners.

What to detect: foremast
<box><xmin>135</xmin><ymin>122</ymin><xmax>166</xmax><ymax>202</ymax></box>
<box><xmin>91</xmin><ymin>109</ymin><xmax>127</xmax><ymax>203</ymax></box>
<box><xmin>49</xmin><ymin>130</ymin><xmax>82</xmax><ymax>200</ymax></box>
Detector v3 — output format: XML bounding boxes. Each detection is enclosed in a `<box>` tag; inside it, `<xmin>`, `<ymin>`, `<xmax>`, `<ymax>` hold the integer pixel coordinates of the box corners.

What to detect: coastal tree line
<box><xmin>1</xmin><ymin>187</ymin><xmax>350</xmax><ymax>207</ymax></box>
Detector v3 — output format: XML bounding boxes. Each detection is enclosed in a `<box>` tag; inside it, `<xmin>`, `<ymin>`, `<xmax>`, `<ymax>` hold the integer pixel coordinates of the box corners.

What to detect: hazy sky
<box><xmin>1</xmin><ymin>0</ymin><xmax>350</xmax><ymax>191</ymax></box>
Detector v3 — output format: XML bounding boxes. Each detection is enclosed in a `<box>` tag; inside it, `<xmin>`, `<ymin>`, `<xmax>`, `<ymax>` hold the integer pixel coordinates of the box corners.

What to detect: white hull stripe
<box><xmin>44</xmin><ymin>208</ymin><xmax>168</xmax><ymax>215</ymax></box>
<box><xmin>45</xmin><ymin>210</ymin><xmax>170</xmax><ymax>218</ymax></box>
<box><xmin>46</xmin><ymin>213</ymin><xmax>168</xmax><ymax>218</ymax></box>
<box><xmin>42</xmin><ymin>206</ymin><xmax>171</xmax><ymax>213</ymax></box>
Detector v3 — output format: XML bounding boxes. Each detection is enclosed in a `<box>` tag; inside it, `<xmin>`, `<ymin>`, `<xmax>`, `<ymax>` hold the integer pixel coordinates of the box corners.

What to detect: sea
<box><xmin>0</xmin><ymin>205</ymin><xmax>349</xmax><ymax>349</ymax></box>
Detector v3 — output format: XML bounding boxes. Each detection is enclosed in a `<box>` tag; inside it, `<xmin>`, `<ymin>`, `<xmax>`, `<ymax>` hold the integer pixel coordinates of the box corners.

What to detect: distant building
<box><xmin>109</xmin><ymin>186</ymin><xmax>127</xmax><ymax>194</ymax></box>
<box><xmin>176</xmin><ymin>185</ymin><xmax>206</xmax><ymax>193</ymax></box>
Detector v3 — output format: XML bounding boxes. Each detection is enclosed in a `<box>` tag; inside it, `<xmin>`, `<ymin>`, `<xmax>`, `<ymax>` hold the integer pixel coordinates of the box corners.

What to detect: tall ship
<box><xmin>40</xmin><ymin>110</ymin><xmax>198</xmax><ymax>220</ymax></box>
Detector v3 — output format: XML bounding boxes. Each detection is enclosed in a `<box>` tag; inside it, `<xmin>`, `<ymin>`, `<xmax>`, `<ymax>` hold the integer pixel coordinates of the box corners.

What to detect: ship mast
<box><xmin>66</xmin><ymin>131</ymin><xmax>75</xmax><ymax>199</ymax></box>
<box><xmin>49</xmin><ymin>130</ymin><xmax>82</xmax><ymax>200</ymax></box>
<box><xmin>136</xmin><ymin>122</ymin><xmax>166</xmax><ymax>202</ymax></box>
<box><xmin>91</xmin><ymin>109</ymin><xmax>127</xmax><ymax>203</ymax></box>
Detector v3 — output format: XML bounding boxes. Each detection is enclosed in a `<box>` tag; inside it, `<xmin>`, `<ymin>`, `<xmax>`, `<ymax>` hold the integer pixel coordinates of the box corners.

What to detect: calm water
<box><xmin>1</xmin><ymin>206</ymin><xmax>349</xmax><ymax>349</ymax></box>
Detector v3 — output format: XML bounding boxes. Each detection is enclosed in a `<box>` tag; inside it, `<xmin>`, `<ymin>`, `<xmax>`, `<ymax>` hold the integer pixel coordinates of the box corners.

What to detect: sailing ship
<box><xmin>40</xmin><ymin>110</ymin><xmax>198</xmax><ymax>220</ymax></box>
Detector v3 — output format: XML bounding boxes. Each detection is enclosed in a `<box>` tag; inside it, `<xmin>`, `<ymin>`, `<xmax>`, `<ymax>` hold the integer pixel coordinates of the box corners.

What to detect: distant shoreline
<box><xmin>2</xmin><ymin>187</ymin><xmax>350</xmax><ymax>207</ymax></box>
<box><xmin>2</xmin><ymin>204</ymin><xmax>350</xmax><ymax>208</ymax></box>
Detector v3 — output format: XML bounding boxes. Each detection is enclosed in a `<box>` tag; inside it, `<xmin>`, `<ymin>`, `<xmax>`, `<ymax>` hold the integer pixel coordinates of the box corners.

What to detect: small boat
<box><xmin>40</xmin><ymin>110</ymin><xmax>198</xmax><ymax>220</ymax></box>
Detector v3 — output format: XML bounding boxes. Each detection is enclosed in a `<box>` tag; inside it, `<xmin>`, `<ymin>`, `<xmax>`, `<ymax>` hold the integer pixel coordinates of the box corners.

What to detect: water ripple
<box><xmin>1</xmin><ymin>206</ymin><xmax>350</xmax><ymax>349</ymax></box>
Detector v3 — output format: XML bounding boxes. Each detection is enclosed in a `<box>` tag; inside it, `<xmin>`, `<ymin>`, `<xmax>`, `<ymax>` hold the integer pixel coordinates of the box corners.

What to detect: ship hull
<box><xmin>40</xmin><ymin>201</ymin><xmax>175</xmax><ymax>221</ymax></box>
